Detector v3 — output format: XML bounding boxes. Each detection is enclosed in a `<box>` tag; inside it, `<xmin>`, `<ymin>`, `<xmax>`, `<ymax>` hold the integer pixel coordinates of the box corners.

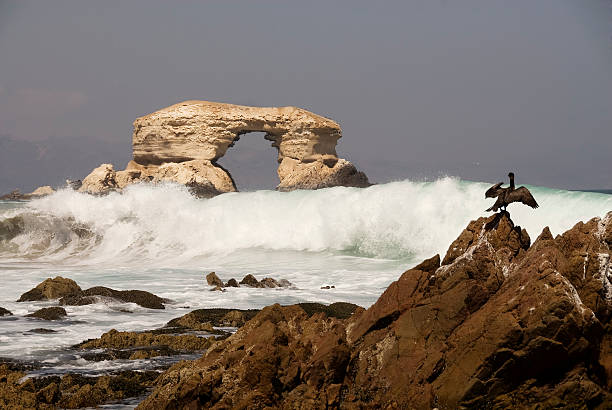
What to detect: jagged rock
<box><xmin>18</xmin><ymin>276</ymin><xmax>83</xmax><ymax>302</ymax></box>
<box><xmin>239</xmin><ymin>274</ymin><xmax>263</xmax><ymax>288</ymax></box>
<box><xmin>76</xmin><ymin>329</ymin><xmax>215</xmax><ymax>351</ymax></box>
<box><xmin>277</xmin><ymin>157</ymin><xmax>370</xmax><ymax>191</ymax></box>
<box><xmin>137</xmin><ymin>212</ymin><xmax>612</xmax><ymax>409</ymax></box>
<box><xmin>206</xmin><ymin>272</ymin><xmax>224</xmax><ymax>287</ymax></box>
<box><xmin>0</xmin><ymin>307</ymin><xmax>12</xmax><ymax>316</ymax></box>
<box><xmin>260</xmin><ymin>277</ymin><xmax>279</xmax><ymax>288</ymax></box>
<box><xmin>60</xmin><ymin>286</ymin><xmax>166</xmax><ymax>309</ymax></box>
<box><xmin>225</xmin><ymin>278</ymin><xmax>239</xmax><ymax>287</ymax></box>
<box><xmin>0</xmin><ymin>365</ymin><xmax>158</xmax><ymax>409</ymax></box>
<box><xmin>78</xmin><ymin>163</ymin><xmax>118</xmax><ymax>194</ymax></box>
<box><xmin>80</xmin><ymin>100</ymin><xmax>369</xmax><ymax>195</ymax></box>
<box><xmin>166</xmin><ymin>308</ymin><xmax>260</xmax><ymax>330</ymax></box>
<box><xmin>26</xmin><ymin>307</ymin><xmax>67</xmax><ymax>320</ymax></box>
<box><xmin>137</xmin><ymin>303</ymin><xmax>359</xmax><ymax>410</ymax></box>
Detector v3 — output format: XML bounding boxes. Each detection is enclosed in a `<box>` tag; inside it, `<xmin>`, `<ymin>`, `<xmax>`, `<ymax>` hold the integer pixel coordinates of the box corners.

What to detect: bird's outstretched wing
<box><xmin>506</xmin><ymin>186</ymin><xmax>539</xmax><ymax>208</ymax></box>
<box><xmin>485</xmin><ymin>182</ymin><xmax>504</xmax><ymax>198</ymax></box>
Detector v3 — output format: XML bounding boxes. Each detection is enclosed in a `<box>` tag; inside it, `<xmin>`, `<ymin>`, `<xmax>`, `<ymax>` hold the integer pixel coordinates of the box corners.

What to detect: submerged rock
<box><xmin>60</xmin><ymin>286</ymin><xmax>167</xmax><ymax>309</ymax></box>
<box><xmin>17</xmin><ymin>276</ymin><xmax>82</xmax><ymax>302</ymax></box>
<box><xmin>27</xmin><ymin>328</ymin><xmax>58</xmax><ymax>334</ymax></box>
<box><xmin>138</xmin><ymin>212</ymin><xmax>612</xmax><ymax>409</ymax></box>
<box><xmin>0</xmin><ymin>307</ymin><xmax>12</xmax><ymax>316</ymax></box>
<box><xmin>26</xmin><ymin>307</ymin><xmax>67</xmax><ymax>321</ymax></box>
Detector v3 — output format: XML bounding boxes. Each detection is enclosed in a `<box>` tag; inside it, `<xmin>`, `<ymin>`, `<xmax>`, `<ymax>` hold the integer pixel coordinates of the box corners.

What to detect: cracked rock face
<box><xmin>80</xmin><ymin>101</ymin><xmax>370</xmax><ymax>195</ymax></box>
<box><xmin>137</xmin><ymin>212</ymin><xmax>612</xmax><ymax>409</ymax></box>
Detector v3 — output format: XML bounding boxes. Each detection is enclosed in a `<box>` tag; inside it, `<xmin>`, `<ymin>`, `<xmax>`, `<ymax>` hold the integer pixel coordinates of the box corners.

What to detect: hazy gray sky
<box><xmin>1</xmin><ymin>0</ymin><xmax>611</xmax><ymax>192</ymax></box>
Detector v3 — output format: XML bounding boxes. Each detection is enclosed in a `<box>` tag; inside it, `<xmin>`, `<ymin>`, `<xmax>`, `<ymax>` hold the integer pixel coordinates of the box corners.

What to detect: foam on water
<box><xmin>0</xmin><ymin>178</ymin><xmax>610</xmax><ymax>366</ymax></box>
<box><xmin>1</xmin><ymin>178</ymin><xmax>610</xmax><ymax>266</ymax></box>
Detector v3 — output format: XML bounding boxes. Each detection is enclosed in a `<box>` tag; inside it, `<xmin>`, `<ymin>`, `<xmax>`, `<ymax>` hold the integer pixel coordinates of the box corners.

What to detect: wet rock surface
<box><xmin>19</xmin><ymin>277</ymin><xmax>168</xmax><ymax>309</ymax></box>
<box><xmin>18</xmin><ymin>276</ymin><xmax>82</xmax><ymax>302</ymax></box>
<box><xmin>0</xmin><ymin>307</ymin><xmax>12</xmax><ymax>316</ymax></box>
<box><xmin>138</xmin><ymin>212</ymin><xmax>612</xmax><ymax>410</ymax></box>
<box><xmin>0</xmin><ymin>364</ymin><xmax>158</xmax><ymax>409</ymax></box>
<box><xmin>206</xmin><ymin>272</ymin><xmax>224</xmax><ymax>287</ymax></box>
<box><xmin>26</xmin><ymin>307</ymin><xmax>67</xmax><ymax>321</ymax></box>
<box><xmin>60</xmin><ymin>286</ymin><xmax>167</xmax><ymax>309</ymax></box>
<box><xmin>166</xmin><ymin>308</ymin><xmax>261</xmax><ymax>330</ymax></box>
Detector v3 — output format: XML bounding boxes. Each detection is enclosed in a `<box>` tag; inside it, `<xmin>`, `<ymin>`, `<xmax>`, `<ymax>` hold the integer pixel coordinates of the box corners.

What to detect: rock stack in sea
<box><xmin>137</xmin><ymin>211</ymin><xmax>612</xmax><ymax>409</ymax></box>
<box><xmin>78</xmin><ymin>101</ymin><xmax>370</xmax><ymax>196</ymax></box>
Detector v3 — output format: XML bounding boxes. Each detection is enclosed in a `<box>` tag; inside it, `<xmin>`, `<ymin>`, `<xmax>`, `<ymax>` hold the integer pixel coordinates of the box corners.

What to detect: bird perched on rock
<box><xmin>486</xmin><ymin>172</ymin><xmax>538</xmax><ymax>212</ymax></box>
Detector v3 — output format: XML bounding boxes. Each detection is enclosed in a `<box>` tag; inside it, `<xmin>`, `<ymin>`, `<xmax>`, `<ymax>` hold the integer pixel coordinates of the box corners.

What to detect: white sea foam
<box><xmin>0</xmin><ymin>178</ymin><xmax>610</xmax><ymax>364</ymax></box>
<box><xmin>1</xmin><ymin>178</ymin><xmax>610</xmax><ymax>266</ymax></box>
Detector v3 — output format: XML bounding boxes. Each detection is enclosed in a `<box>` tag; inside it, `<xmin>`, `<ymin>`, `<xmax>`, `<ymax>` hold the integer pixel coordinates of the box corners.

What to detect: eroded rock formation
<box><xmin>80</xmin><ymin>101</ymin><xmax>369</xmax><ymax>195</ymax></box>
<box><xmin>138</xmin><ymin>211</ymin><xmax>612</xmax><ymax>409</ymax></box>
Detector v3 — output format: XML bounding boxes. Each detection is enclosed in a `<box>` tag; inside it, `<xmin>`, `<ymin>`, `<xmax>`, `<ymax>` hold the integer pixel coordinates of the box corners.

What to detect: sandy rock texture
<box><xmin>138</xmin><ymin>211</ymin><xmax>612</xmax><ymax>409</ymax></box>
<box><xmin>80</xmin><ymin>100</ymin><xmax>369</xmax><ymax>195</ymax></box>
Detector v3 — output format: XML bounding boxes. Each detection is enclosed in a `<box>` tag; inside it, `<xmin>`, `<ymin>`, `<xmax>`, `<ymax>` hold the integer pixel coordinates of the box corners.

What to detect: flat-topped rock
<box><xmin>133</xmin><ymin>100</ymin><xmax>343</xmax><ymax>165</ymax></box>
<box><xmin>80</xmin><ymin>100</ymin><xmax>370</xmax><ymax>195</ymax></box>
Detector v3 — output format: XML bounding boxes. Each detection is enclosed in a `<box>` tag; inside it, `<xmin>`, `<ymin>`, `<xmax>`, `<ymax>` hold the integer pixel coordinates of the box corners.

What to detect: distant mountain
<box><xmin>0</xmin><ymin>135</ymin><xmax>131</xmax><ymax>194</ymax></box>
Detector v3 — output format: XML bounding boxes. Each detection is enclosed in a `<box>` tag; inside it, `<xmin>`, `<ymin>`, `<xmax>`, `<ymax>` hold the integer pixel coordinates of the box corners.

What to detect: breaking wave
<box><xmin>0</xmin><ymin>178</ymin><xmax>610</xmax><ymax>266</ymax></box>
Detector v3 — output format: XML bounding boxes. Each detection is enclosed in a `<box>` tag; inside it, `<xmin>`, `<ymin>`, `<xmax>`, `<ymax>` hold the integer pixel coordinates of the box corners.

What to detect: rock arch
<box><xmin>80</xmin><ymin>101</ymin><xmax>370</xmax><ymax>196</ymax></box>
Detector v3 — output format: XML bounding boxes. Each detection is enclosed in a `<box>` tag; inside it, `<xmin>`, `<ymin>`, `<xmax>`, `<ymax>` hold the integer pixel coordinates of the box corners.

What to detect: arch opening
<box><xmin>216</xmin><ymin>132</ymin><xmax>280</xmax><ymax>191</ymax></box>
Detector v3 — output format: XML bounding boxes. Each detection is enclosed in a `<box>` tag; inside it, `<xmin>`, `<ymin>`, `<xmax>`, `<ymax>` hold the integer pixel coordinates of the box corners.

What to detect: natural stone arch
<box><xmin>216</xmin><ymin>131</ymin><xmax>281</xmax><ymax>191</ymax></box>
<box><xmin>80</xmin><ymin>100</ymin><xmax>369</xmax><ymax>196</ymax></box>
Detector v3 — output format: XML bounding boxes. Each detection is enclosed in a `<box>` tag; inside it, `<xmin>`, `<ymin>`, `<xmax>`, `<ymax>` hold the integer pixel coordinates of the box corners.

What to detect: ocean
<box><xmin>1</xmin><ymin>177</ymin><xmax>611</xmax><ymax>377</ymax></box>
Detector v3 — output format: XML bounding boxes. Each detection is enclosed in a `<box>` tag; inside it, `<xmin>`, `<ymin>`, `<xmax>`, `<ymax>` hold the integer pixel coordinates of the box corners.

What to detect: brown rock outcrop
<box><xmin>17</xmin><ymin>276</ymin><xmax>82</xmax><ymax>302</ymax></box>
<box><xmin>60</xmin><ymin>286</ymin><xmax>167</xmax><ymax>309</ymax></box>
<box><xmin>138</xmin><ymin>211</ymin><xmax>612</xmax><ymax>409</ymax></box>
<box><xmin>0</xmin><ymin>365</ymin><xmax>158</xmax><ymax>409</ymax></box>
<box><xmin>26</xmin><ymin>307</ymin><xmax>67</xmax><ymax>320</ymax></box>
<box><xmin>76</xmin><ymin>328</ymin><xmax>215</xmax><ymax>352</ymax></box>
<box><xmin>206</xmin><ymin>272</ymin><xmax>224</xmax><ymax>287</ymax></box>
<box><xmin>80</xmin><ymin>100</ymin><xmax>369</xmax><ymax>195</ymax></box>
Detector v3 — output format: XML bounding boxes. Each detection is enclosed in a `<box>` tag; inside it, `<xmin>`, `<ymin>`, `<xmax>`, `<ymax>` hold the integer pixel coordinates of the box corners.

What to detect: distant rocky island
<box><xmin>1</xmin><ymin>101</ymin><xmax>371</xmax><ymax>199</ymax></box>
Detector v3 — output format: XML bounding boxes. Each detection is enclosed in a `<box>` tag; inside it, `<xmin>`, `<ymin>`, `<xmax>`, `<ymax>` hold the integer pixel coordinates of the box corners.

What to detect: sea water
<box><xmin>0</xmin><ymin>177</ymin><xmax>610</xmax><ymax>374</ymax></box>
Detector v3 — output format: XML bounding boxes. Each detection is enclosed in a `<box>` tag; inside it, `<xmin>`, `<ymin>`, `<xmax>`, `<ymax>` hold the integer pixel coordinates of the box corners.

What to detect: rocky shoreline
<box><xmin>1</xmin><ymin>211</ymin><xmax>611</xmax><ymax>408</ymax></box>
